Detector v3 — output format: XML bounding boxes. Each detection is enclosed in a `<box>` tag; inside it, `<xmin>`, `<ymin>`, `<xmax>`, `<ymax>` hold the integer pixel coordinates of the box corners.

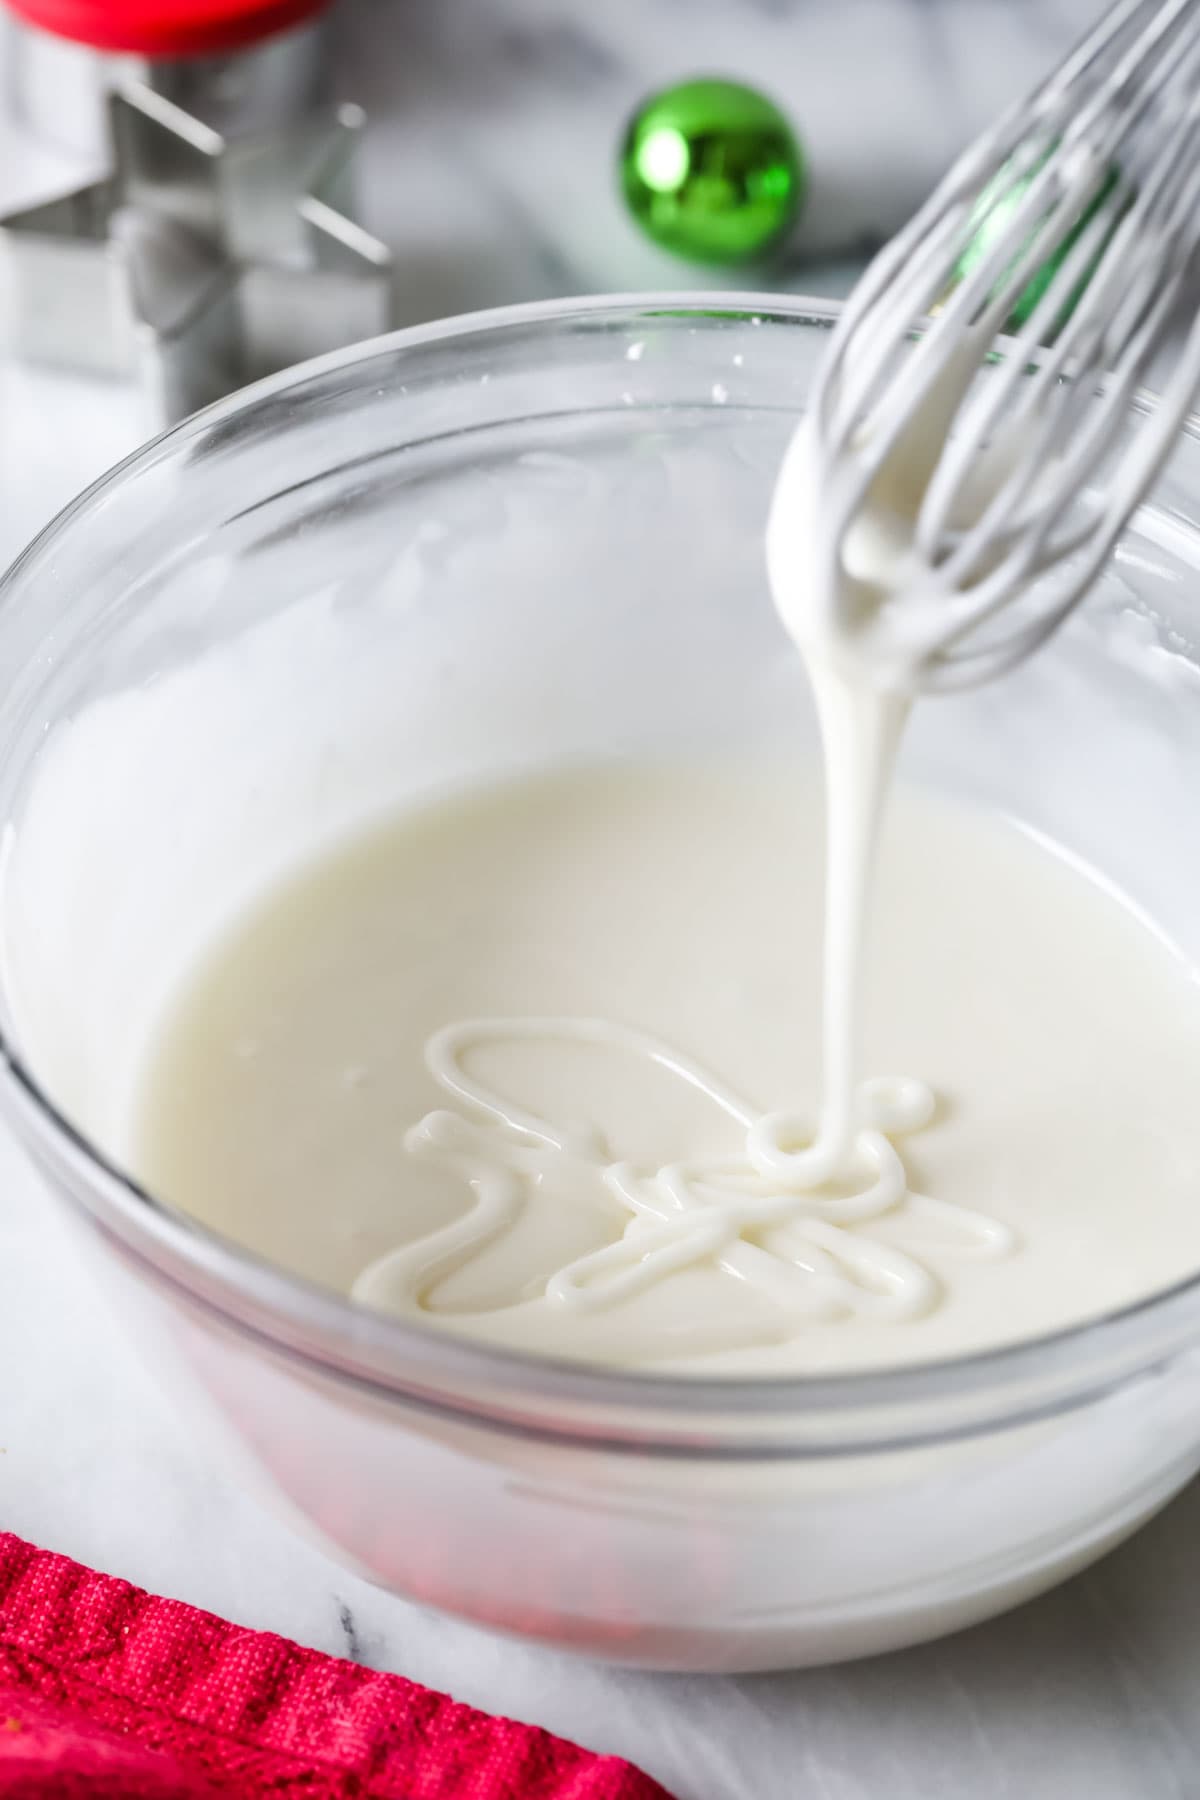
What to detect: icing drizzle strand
<box><xmin>351</xmin><ymin>1017</ymin><xmax>1014</xmax><ymax>1335</ymax></box>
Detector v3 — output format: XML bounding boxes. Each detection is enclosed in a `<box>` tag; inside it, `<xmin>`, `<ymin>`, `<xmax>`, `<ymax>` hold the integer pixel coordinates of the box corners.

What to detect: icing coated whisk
<box><xmin>782</xmin><ymin>0</ymin><xmax>1200</xmax><ymax>690</ymax></box>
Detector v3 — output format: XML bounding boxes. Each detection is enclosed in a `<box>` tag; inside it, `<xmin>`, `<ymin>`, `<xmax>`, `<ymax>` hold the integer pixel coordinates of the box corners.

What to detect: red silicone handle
<box><xmin>4</xmin><ymin>0</ymin><xmax>331</xmax><ymax>56</ymax></box>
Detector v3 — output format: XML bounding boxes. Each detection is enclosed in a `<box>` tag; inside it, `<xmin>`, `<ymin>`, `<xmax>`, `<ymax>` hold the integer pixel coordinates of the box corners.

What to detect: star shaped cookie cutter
<box><xmin>0</xmin><ymin>80</ymin><xmax>393</xmax><ymax>425</ymax></box>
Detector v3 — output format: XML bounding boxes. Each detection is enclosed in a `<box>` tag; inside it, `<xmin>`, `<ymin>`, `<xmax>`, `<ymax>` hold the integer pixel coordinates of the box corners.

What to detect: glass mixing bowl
<box><xmin>2</xmin><ymin>295</ymin><xmax>1200</xmax><ymax>1674</ymax></box>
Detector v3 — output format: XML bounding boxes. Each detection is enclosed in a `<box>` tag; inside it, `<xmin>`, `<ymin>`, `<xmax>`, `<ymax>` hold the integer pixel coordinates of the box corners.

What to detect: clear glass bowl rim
<box><xmin>5</xmin><ymin>288</ymin><xmax>1200</xmax><ymax>1454</ymax></box>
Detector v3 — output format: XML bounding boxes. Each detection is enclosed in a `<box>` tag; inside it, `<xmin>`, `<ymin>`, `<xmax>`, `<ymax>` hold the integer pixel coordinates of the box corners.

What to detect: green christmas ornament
<box><xmin>621</xmin><ymin>78</ymin><xmax>805</xmax><ymax>266</ymax></box>
<box><xmin>950</xmin><ymin>147</ymin><xmax>1125</xmax><ymax>337</ymax></box>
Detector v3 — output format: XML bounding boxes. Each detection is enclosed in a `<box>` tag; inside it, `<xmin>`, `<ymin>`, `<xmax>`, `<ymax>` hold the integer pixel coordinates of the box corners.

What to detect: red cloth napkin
<box><xmin>0</xmin><ymin>1533</ymin><xmax>676</xmax><ymax>1798</ymax></box>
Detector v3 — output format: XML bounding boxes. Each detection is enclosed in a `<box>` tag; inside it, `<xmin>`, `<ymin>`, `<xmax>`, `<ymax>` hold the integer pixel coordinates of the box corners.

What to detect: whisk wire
<box><xmin>796</xmin><ymin>0</ymin><xmax>1200</xmax><ymax>691</ymax></box>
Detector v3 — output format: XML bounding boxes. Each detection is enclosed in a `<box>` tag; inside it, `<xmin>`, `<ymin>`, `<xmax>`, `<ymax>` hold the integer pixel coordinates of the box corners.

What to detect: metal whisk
<box><xmin>784</xmin><ymin>0</ymin><xmax>1200</xmax><ymax>690</ymax></box>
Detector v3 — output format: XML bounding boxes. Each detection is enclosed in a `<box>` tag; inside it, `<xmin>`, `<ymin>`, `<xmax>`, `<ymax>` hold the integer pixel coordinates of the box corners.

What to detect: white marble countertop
<box><xmin>7</xmin><ymin>3</ymin><xmax>1200</xmax><ymax>1797</ymax></box>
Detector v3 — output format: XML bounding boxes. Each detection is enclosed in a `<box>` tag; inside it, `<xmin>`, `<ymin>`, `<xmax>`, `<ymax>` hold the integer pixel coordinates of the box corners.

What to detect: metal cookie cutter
<box><xmin>4</xmin><ymin>4</ymin><xmax>333</xmax><ymax>160</ymax></box>
<box><xmin>0</xmin><ymin>79</ymin><xmax>393</xmax><ymax>425</ymax></box>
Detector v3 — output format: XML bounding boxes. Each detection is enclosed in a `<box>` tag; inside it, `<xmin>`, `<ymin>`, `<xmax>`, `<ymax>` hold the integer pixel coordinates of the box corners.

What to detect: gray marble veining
<box><xmin>330</xmin><ymin>0</ymin><xmax>1102</xmax><ymax>319</ymax></box>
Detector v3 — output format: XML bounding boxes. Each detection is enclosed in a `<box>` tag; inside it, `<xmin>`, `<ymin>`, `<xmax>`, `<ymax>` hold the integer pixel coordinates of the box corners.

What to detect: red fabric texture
<box><xmin>0</xmin><ymin>1533</ymin><xmax>675</xmax><ymax>1799</ymax></box>
<box><xmin>4</xmin><ymin>0</ymin><xmax>330</xmax><ymax>57</ymax></box>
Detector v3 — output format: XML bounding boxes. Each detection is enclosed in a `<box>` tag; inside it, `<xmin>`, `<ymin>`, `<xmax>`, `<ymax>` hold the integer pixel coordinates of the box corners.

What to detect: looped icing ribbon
<box><xmin>352</xmin><ymin>1018</ymin><xmax>1014</xmax><ymax>1331</ymax></box>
